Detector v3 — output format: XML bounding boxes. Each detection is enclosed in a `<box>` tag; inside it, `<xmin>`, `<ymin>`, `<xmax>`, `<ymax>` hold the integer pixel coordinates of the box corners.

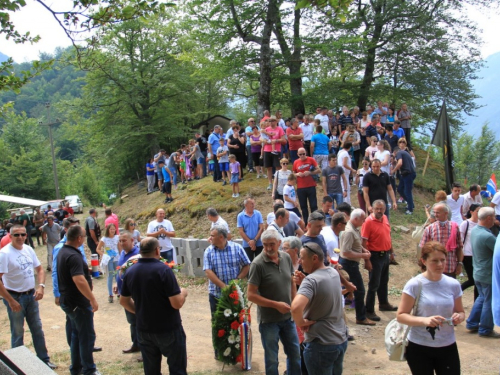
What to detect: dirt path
<box><xmin>1</xmin><ymin>263</ymin><xmax>499</xmax><ymax>375</ymax></box>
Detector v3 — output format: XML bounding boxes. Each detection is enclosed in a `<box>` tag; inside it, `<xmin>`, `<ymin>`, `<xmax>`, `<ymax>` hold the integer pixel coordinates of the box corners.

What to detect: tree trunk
<box><xmin>289</xmin><ymin>8</ymin><xmax>304</xmax><ymax>116</ymax></box>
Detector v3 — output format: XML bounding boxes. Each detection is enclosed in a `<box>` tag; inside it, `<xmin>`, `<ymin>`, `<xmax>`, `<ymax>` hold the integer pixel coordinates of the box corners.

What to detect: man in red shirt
<box><xmin>292</xmin><ymin>147</ymin><xmax>321</xmax><ymax>223</ymax></box>
<box><xmin>361</xmin><ymin>199</ymin><xmax>397</xmax><ymax>322</ymax></box>
<box><xmin>104</xmin><ymin>208</ymin><xmax>120</xmax><ymax>234</ymax></box>
<box><xmin>286</xmin><ymin>118</ymin><xmax>304</xmax><ymax>163</ymax></box>
<box><xmin>64</xmin><ymin>202</ymin><xmax>74</xmax><ymax>216</ymax></box>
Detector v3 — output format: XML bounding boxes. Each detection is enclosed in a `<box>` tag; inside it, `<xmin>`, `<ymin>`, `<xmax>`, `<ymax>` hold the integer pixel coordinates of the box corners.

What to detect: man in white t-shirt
<box><xmin>320</xmin><ymin>213</ymin><xmax>347</xmax><ymax>258</ymax></box>
<box><xmin>337</xmin><ymin>142</ymin><xmax>356</xmax><ymax>204</ymax></box>
<box><xmin>490</xmin><ymin>190</ymin><xmax>500</xmax><ymax>227</ymax></box>
<box><xmin>314</xmin><ymin>107</ymin><xmax>330</xmax><ymax>134</ymax></box>
<box><xmin>462</xmin><ymin>184</ymin><xmax>483</xmax><ymax>217</ymax></box>
<box><xmin>206</xmin><ymin>207</ymin><xmax>231</xmax><ymax>240</ymax></box>
<box><xmin>0</xmin><ymin>225</ymin><xmax>57</xmax><ymax>370</ymax></box>
<box><xmin>146</xmin><ymin>209</ymin><xmax>176</xmax><ymax>262</ymax></box>
<box><xmin>447</xmin><ymin>182</ymin><xmax>465</xmax><ymax>225</ymax></box>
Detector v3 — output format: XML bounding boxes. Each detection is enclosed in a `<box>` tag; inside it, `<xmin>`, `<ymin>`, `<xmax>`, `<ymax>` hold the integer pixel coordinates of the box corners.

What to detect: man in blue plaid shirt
<box><xmin>203</xmin><ymin>225</ymin><xmax>251</xmax><ymax>358</ymax></box>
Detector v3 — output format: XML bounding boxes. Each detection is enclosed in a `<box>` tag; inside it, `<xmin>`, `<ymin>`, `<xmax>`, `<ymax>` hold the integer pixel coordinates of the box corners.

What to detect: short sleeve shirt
<box><xmin>57</xmin><ymin>244</ymin><xmax>92</xmax><ymax>308</ymax></box>
<box><xmin>361</xmin><ymin>214</ymin><xmax>392</xmax><ymax>251</ymax></box>
<box><xmin>263</xmin><ymin>126</ymin><xmax>284</xmax><ymax>153</ymax></box>
<box><xmin>147</xmin><ymin>219</ymin><xmax>175</xmax><ymax>259</ymax></box>
<box><xmin>286</xmin><ymin>127</ymin><xmax>303</xmax><ymax>150</ymax></box>
<box><xmin>322</xmin><ymin>166</ymin><xmax>344</xmax><ymax>194</ymax></box>
<box><xmin>248</xmin><ymin>251</ymin><xmax>294</xmax><ymax>323</ymax></box>
<box><xmin>362</xmin><ymin>171</ymin><xmax>391</xmax><ymax>205</ymax></box>
<box><xmin>237</xmin><ymin>210</ymin><xmax>263</xmax><ymax>248</ymax></box>
<box><xmin>293</xmin><ymin>157</ymin><xmax>318</xmax><ymax>189</ymax></box>
<box><xmin>42</xmin><ymin>223</ymin><xmax>62</xmax><ymax>245</ymax></box>
<box><xmin>0</xmin><ymin>244</ymin><xmax>40</xmax><ymax>291</ymax></box>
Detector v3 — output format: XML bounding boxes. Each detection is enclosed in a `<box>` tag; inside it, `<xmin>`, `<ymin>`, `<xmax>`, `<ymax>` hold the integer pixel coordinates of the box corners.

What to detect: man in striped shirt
<box><xmin>420</xmin><ymin>203</ymin><xmax>463</xmax><ymax>278</ymax></box>
<box><xmin>203</xmin><ymin>225</ymin><xmax>251</xmax><ymax>357</ymax></box>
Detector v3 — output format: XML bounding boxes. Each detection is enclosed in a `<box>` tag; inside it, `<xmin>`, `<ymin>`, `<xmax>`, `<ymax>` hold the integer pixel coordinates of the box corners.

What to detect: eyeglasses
<box><xmin>398</xmin><ymin>141</ymin><xmax>406</xmax><ymax>144</ymax></box>
<box><xmin>298</xmin><ymin>153</ymin><xmax>306</xmax><ymax>156</ymax></box>
<box><xmin>129</xmin><ymin>223</ymin><xmax>136</xmax><ymax>226</ymax></box>
<box><xmin>13</xmin><ymin>233</ymin><xmax>27</xmax><ymax>237</ymax></box>
<box><xmin>282</xmin><ymin>163</ymin><xmax>288</xmax><ymax>165</ymax></box>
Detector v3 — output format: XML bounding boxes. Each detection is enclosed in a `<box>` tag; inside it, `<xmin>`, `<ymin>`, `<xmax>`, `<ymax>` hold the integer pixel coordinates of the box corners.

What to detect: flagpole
<box><xmin>422</xmin><ymin>144</ymin><xmax>432</xmax><ymax>177</ymax></box>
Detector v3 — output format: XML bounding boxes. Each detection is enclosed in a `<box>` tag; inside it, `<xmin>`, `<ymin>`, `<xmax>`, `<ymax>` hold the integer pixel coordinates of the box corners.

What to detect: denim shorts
<box><xmin>231</xmin><ymin>173</ymin><xmax>239</xmax><ymax>184</ymax></box>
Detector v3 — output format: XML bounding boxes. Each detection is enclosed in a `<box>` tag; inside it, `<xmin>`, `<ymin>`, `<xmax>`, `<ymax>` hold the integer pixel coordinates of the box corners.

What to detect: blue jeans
<box><xmin>339</xmin><ymin>258</ymin><xmax>366</xmax><ymax>321</ymax></box>
<box><xmin>125</xmin><ymin>309</ymin><xmax>139</xmax><ymax>347</ymax></box>
<box><xmin>304</xmin><ymin>340</ymin><xmax>348</xmax><ymax>375</ymax></box>
<box><xmin>259</xmin><ymin>319</ymin><xmax>301</xmax><ymax>375</ymax></box>
<box><xmin>212</xmin><ymin>155</ymin><xmax>222</xmax><ymax>181</ymax></box>
<box><xmin>107</xmin><ymin>260</ymin><xmax>118</xmax><ymax>296</ymax></box>
<box><xmin>328</xmin><ymin>193</ymin><xmax>344</xmax><ymax>207</ymax></box>
<box><xmin>3</xmin><ymin>292</ymin><xmax>49</xmax><ymax>362</ymax></box>
<box><xmin>138</xmin><ymin>326</ymin><xmax>187</xmax><ymax>375</ymax></box>
<box><xmin>466</xmin><ymin>281</ymin><xmax>494</xmax><ymax>335</ymax></box>
<box><xmin>366</xmin><ymin>251</ymin><xmax>390</xmax><ymax>313</ymax></box>
<box><xmin>169</xmin><ymin>166</ymin><xmax>178</xmax><ymax>186</ymax></box>
<box><xmin>61</xmin><ymin>304</ymin><xmax>96</xmax><ymax>375</ymax></box>
<box><xmin>398</xmin><ymin>172</ymin><xmax>416</xmax><ymax>212</ymax></box>
<box><xmin>297</xmin><ymin>186</ymin><xmax>318</xmax><ymax>224</ymax></box>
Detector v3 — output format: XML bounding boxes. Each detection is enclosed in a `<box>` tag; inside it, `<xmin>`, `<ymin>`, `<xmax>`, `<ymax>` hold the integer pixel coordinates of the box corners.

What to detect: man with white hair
<box><xmin>466</xmin><ymin>207</ymin><xmax>499</xmax><ymax>338</ymax></box>
<box><xmin>206</xmin><ymin>208</ymin><xmax>231</xmax><ymax>240</ymax></box>
<box><xmin>339</xmin><ymin>209</ymin><xmax>374</xmax><ymax>326</ymax></box>
<box><xmin>248</xmin><ymin>229</ymin><xmax>301</xmax><ymax>375</ymax></box>
<box><xmin>420</xmin><ymin>203</ymin><xmax>463</xmax><ymax>278</ymax></box>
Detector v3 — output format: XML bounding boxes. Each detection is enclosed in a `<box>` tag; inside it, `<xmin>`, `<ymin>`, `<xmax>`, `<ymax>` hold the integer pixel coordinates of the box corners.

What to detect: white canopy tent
<box><xmin>0</xmin><ymin>195</ymin><xmax>48</xmax><ymax>207</ymax></box>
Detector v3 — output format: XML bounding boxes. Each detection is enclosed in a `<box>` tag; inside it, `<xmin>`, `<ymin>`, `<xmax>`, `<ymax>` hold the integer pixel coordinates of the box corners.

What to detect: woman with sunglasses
<box><xmin>124</xmin><ymin>218</ymin><xmax>141</xmax><ymax>246</ymax></box>
<box><xmin>272</xmin><ymin>158</ymin><xmax>292</xmax><ymax>202</ymax></box>
<box><xmin>397</xmin><ymin>241</ymin><xmax>464</xmax><ymax>375</ymax></box>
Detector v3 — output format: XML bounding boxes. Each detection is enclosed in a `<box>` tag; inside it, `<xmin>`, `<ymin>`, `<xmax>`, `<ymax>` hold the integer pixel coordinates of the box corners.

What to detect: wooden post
<box><xmin>422</xmin><ymin>144</ymin><xmax>432</xmax><ymax>177</ymax></box>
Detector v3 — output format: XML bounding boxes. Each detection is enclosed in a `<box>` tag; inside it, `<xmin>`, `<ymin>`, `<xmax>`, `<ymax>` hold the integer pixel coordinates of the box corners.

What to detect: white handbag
<box><xmin>384</xmin><ymin>279</ymin><xmax>422</xmax><ymax>361</ymax></box>
<box><xmin>412</xmin><ymin>218</ymin><xmax>429</xmax><ymax>260</ymax></box>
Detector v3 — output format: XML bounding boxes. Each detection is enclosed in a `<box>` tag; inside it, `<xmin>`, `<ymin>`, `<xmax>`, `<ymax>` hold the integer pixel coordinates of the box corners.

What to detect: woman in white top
<box><xmin>360</xmin><ymin>111</ymin><xmax>370</xmax><ymax>128</ymax></box>
<box><xmin>272</xmin><ymin>158</ymin><xmax>292</xmax><ymax>202</ymax></box>
<box><xmin>374</xmin><ymin>139</ymin><xmax>391</xmax><ymax>175</ymax></box>
<box><xmin>459</xmin><ymin>203</ymin><xmax>481</xmax><ymax>301</ymax></box>
<box><xmin>397</xmin><ymin>241</ymin><xmax>465</xmax><ymax>375</ymax></box>
<box><xmin>97</xmin><ymin>223</ymin><xmax>122</xmax><ymax>303</ymax></box>
<box><xmin>124</xmin><ymin>218</ymin><xmax>141</xmax><ymax>246</ymax></box>
<box><xmin>364</xmin><ymin>136</ymin><xmax>378</xmax><ymax>161</ymax></box>
<box><xmin>356</xmin><ymin>157</ymin><xmax>371</xmax><ymax>213</ymax></box>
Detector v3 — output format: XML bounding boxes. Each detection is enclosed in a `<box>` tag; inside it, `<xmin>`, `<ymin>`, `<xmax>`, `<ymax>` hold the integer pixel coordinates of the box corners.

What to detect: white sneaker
<box><xmin>256</xmin><ymin>174</ymin><xmax>260</xmax><ymax>179</ymax></box>
<box><xmin>232</xmin><ymin>193</ymin><xmax>236</xmax><ymax>198</ymax></box>
<box><xmin>235</xmin><ymin>193</ymin><xmax>240</xmax><ymax>197</ymax></box>
<box><xmin>267</xmin><ymin>184</ymin><xmax>272</xmax><ymax>190</ymax></box>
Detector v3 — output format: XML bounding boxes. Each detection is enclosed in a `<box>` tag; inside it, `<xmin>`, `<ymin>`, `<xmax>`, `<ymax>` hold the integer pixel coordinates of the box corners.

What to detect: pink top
<box><xmin>263</xmin><ymin>126</ymin><xmax>284</xmax><ymax>152</ymax></box>
<box><xmin>105</xmin><ymin>213</ymin><xmax>120</xmax><ymax>234</ymax></box>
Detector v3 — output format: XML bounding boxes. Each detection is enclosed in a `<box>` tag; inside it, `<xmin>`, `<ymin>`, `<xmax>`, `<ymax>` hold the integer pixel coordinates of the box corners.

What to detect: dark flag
<box><xmin>431</xmin><ymin>101</ymin><xmax>455</xmax><ymax>193</ymax></box>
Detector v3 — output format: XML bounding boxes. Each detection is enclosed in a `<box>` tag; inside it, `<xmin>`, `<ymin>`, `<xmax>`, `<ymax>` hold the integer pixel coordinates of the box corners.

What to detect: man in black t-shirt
<box><xmin>54</xmin><ymin>203</ymin><xmax>69</xmax><ymax>222</ymax></box>
<box><xmin>57</xmin><ymin>225</ymin><xmax>99</xmax><ymax>375</ymax></box>
<box><xmin>362</xmin><ymin>159</ymin><xmax>397</xmax><ymax>219</ymax></box>
<box><xmin>392</xmin><ymin>145</ymin><xmax>417</xmax><ymax>215</ymax></box>
<box><xmin>120</xmin><ymin>237</ymin><xmax>188</xmax><ymax>375</ymax></box>
<box><xmin>195</xmin><ymin>132</ymin><xmax>208</xmax><ymax>177</ymax></box>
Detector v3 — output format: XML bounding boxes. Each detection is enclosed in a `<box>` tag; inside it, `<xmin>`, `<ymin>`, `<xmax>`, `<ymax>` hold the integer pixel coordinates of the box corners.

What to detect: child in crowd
<box><xmin>217</xmin><ymin>138</ymin><xmax>230</xmax><ymax>186</ymax></box>
<box><xmin>259</xmin><ymin>118</ymin><xmax>277</xmax><ymax>158</ymax></box>
<box><xmin>160</xmin><ymin>160</ymin><xmax>174</xmax><ymax>203</ymax></box>
<box><xmin>283</xmin><ymin>174</ymin><xmax>301</xmax><ymax>217</ymax></box>
<box><xmin>208</xmin><ymin>155</ymin><xmax>214</xmax><ymax>177</ymax></box>
<box><xmin>329</xmin><ymin>126</ymin><xmax>340</xmax><ymax>155</ymax></box>
<box><xmin>228</xmin><ymin>154</ymin><xmax>242</xmax><ymax>198</ymax></box>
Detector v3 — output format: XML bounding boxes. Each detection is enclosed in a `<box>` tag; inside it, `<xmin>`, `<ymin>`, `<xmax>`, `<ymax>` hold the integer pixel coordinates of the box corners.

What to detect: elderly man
<box><xmin>321</xmin><ymin>213</ymin><xmax>347</xmax><ymax>259</ymax></box>
<box><xmin>120</xmin><ymin>237</ymin><xmax>188</xmax><ymax>375</ymax></box>
<box><xmin>462</xmin><ymin>184</ymin><xmax>483</xmax><ymax>217</ymax></box>
<box><xmin>267</xmin><ymin>208</ymin><xmax>289</xmax><ymax>240</ymax></box>
<box><xmin>41</xmin><ymin>215</ymin><xmax>62</xmax><ymax>271</ymax></box>
<box><xmin>293</xmin><ymin>147</ymin><xmax>321</xmax><ymax>223</ymax></box>
<box><xmin>115</xmin><ymin>232</ymin><xmax>141</xmax><ymax>354</ymax></box>
<box><xmin>339</xmin><ymin>209</ymin><xmax>374</xmax><ymax>326</ymax></box>
<box><xmin>248</xmin><ymin>229</ymin><xmax>301</xmax><ymax>375</ymax></box>
<box><xmin>282</xmin><ymin>236</ymin><xmax>302</xmax><ymax>272</ymax></box>
<box><xmin>204</xmin><ymin>225</ymin><xmax>251</xmax><ymax>357</ymax></box>
<box><xmin>361</xmin><ymin>200</ymin><xmax>398</xmax><ymax>322</ymax></box>
<box><xmin>208</xmin><ymin>125</ymin><xmax>223</xmax><ymax>182</ymax></box>
<box><xmin>420</xmin><ymin>203</ymin><xmax>463</xmax><ymax>278</ymax></box>
<box><xmin>237</xmin><ymin>198</ymin><xmax>264</xmax><ymax>261</ymax></box>
<box><xmin>292</xmin><ymin>242</ymin><xmax>348</xmax><ymax>375</ymax></box>
<box><xmin>466</xmin><ymin>207</ymin><xmax>499</xmax><ymax>338</ymax></box>
<box><xmin>147</xmin><ymin>208</ymin><xmax>176</xmax><ymax>262</ymax></box>
<box><xmin>206</xmin><ymin>207</ymin><xmax>231</xmax><ymax>240</ymax></box>
<box><xmin>0</xmin><ymin>225</ymin><xmax>57</xmax><ymax>370</ymax></box>
<box><xmin>262</xmin><ymin>115</ymin><xmax>286</xmax><ymax>190</ymax></box>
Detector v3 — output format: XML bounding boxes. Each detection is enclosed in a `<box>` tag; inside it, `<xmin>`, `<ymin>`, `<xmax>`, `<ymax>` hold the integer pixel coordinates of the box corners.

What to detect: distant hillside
<box><xmin>464</xmin><ymin>51</ymin><xmax>500</xmax><ymax>139</ymax></box>
<box><xmin>0</xmin><ymin>51</ymin><xmax>8</xmax><ymax>63</ymax></box>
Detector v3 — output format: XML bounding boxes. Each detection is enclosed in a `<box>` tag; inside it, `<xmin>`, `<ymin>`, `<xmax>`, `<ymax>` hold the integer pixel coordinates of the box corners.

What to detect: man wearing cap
<box><xmin>154</xmin><ymin>149</ymin><xmax>167</xmax><ymax>191</ymax></box>
<box><xmin>0</xmin><ymin>224</ymin><xmax>57</xmax><ymax>370</ymax></box>
<box><xmin>262</xmin><ymin>115</ymin><xmax>286</xmax><ymax>191</ymax></box>
<box><xmin>208</xmin><ymin>125</ymin><xmax>223</xmax><ymax>182</ymax></box>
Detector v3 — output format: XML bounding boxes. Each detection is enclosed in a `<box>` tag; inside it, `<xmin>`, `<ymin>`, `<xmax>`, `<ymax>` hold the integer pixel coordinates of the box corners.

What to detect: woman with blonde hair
<box><xmin>124</xmin><ymin>218</ymin><xmax>141</xmax><ymax>246</ymax></box>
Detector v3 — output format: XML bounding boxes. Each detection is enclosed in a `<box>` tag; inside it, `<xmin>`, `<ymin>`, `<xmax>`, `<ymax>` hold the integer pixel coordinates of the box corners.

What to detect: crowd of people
<box><xmin>1</xmin><ymin>104</ymin><xmax>500</xmax><ymax>375</ymax></box>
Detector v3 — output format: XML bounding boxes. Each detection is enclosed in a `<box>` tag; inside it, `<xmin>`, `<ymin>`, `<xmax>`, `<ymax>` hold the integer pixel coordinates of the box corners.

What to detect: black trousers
<box><xmin>406</xmin><ymin>341</ymin><xmax>460</xmax><ymax>375</ymax></box>
<box><xmin>461</xmin><ymin>256</ymin><xmax>478</xmax><ymax>301</ymax></box>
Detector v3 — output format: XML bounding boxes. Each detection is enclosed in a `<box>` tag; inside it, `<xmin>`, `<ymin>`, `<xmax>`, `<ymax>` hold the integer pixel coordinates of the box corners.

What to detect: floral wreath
<box><xmin>117</xmin><ymin>254</ymin><xmax>181</xmax><ymax>279</ymax></box>
<box><xmin>212</xmin><ymin>280</ymin><xmax>252</xmax><ymax>369</ymax></box>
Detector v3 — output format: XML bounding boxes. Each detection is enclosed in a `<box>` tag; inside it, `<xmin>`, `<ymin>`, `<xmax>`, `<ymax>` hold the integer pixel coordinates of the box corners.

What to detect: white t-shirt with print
<box><xmin>283</xmin><ymin>184</ymin><xmax>297</xmax><ymax>209</ymax></box>
<box><xmin>0</xmin><ymin>244</ymin><xmax>41</xmax><ymax>292</ymax></box>
<box><xmin>147</xmin><ymin>219</ymin><xmax>175</xmax><ymax>261</ymax></box>
<box><xmin>101</xmin><ymin>235</ymin><xmax>120</xmax><ymax>261</ymax></box>
<box><xmin>274</xmin><ymin>170</ymin><xmax>292</xmax><ymax>195</ymax></box>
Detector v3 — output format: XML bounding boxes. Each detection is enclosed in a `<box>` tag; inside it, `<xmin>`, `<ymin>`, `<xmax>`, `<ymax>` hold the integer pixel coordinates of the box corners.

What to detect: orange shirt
<box><xmin>361</xmin><ymin>214</ymin><xmax>391</xmax><ymax>251</ymax></box>
<box><xmin>0</xmin><ymin>233</ymin><xmax>11</xmax><ymax>248</ymax></box>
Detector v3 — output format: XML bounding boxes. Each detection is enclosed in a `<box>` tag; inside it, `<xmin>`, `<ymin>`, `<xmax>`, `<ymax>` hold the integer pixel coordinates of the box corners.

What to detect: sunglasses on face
<box><xmin>298</xmin><ymin>153</ymin><xmax>306</xmax><ymax>156</ymax></box>
<box><xmin>282</xmin><ymin>163</ymin><xmax>288</xmax><ymax>165</ymax></box>
<box><xmin>129</xmin><ymin>223</ymin><xmax>136</xmax><ymax>226</ymax></box>
<box><xmin>13</xmin><ymin>233</ymin><xmax>27</xmax><ymax>237</ymax></box>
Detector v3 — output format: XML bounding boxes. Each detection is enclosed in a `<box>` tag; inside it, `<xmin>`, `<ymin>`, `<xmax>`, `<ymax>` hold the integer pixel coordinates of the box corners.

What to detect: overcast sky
<box><xmin>3</xmin><ymin>2</ymin><xmax>500</xmax><ymax>62</ymax></box>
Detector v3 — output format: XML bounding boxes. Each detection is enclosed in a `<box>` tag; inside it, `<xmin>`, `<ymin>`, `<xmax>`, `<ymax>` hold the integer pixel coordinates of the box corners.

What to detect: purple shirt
<box><xmin>230</xmin><ymin>161</ymin><xmax>241</xmax><ymax>174</ymax></box>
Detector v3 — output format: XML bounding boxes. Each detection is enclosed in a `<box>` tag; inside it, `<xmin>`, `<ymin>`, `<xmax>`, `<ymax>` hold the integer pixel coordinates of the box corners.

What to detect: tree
<box><xmin>0</xmin><ymin>0</ymin><xmax>172</xmax><ymax>91</ymax></box>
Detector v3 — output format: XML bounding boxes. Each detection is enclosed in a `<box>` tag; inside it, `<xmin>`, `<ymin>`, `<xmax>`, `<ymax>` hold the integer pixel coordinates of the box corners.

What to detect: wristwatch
<box><xmin>457</xmin><ymin>262</ymin><xmax>463</xmax><ymax>266</ymax></box>
<box><xmin>39</xmin><ymin>284</ymin><xmax>46</xmax><ymax>288</ymax></box>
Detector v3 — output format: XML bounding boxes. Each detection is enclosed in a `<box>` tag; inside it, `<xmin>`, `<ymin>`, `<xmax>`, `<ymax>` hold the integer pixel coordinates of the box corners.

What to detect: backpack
<box><xmin>384</xmin><ymin>279</ymin><xmax>422</xmax><ymax>361</ymax></box>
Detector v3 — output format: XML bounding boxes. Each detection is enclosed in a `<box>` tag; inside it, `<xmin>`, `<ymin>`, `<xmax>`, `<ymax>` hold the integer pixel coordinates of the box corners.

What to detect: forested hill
<box><xmin>0</xmin><ymin>51</ymin><xmax>8</xmax><ymax>63</ymax></box>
